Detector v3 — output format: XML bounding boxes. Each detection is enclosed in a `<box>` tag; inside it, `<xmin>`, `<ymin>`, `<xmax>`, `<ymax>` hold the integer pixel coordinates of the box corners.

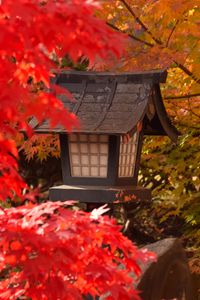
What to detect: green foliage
<box><xmin>61</xmin><ymin>55</ymin><xmax>89</xmax><ymax>71</ymax></box>
<box><xmin>139</xmin><ymin>127</ymin><xmax>200</xmax><ymax>254</ymax></box>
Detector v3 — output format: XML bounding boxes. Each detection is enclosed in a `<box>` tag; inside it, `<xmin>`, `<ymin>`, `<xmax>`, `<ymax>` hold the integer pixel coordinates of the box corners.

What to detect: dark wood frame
<box><xmin>49</xmin><ymin>185</ymin><xmax>151</xmax><ymax>203</ymax></box>
<box><xmin>60</xmin><ymin>131</ymin><xmax>144</xmax><ymax>187</ymax></box>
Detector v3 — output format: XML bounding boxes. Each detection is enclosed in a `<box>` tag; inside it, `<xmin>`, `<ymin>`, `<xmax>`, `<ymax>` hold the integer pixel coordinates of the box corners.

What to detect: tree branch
<box><xmin>112</xmin><ymin>1</ymin><xmax>200</xmax><ymax>85</ymax></box>
<box><xmin>173</xmin><ymin>61</ymin><xmax>200</xmax><ymax>84</ymax></box>
<box><xmin>187</xmin><ymin>98</ymin><xmax>200</xmax><ymax>119</ymax></box>
<box><xmin>106</xmin><ymin>22</ymin><xmax>154</xmax><ymax>47</ymax></box>
<box><xmin>166</xmin><ymin>19</ymin><xmax>179</xmax><ymax>47</ymax></box>
<box><xmin>120</xmin><ymin>0</ymin><xmax>162</xmax><ymax>45</ymax></box>
<box><xmin>165</xmin><ymin>93</ymin><xmax>200</xmax><ymax>100</ymax></box>
<box><xmin>168</xmin><ymin>102</ymin><xmax>200</xmax><ymax>121</ymax></box>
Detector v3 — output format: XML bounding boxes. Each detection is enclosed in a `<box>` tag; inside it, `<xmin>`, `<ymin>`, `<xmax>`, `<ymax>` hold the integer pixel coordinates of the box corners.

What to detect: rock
<box><xmin>137</xmin><ymin>238</ymin><xmax>195</xmax><ymax>300</ymax></box>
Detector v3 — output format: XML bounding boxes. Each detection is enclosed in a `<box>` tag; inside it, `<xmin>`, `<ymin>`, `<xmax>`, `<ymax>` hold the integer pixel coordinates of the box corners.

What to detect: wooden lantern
<box><xmin>31</xmin><ymin>70</ymin><xmax>179</xmax><ymax>204</ymax></box>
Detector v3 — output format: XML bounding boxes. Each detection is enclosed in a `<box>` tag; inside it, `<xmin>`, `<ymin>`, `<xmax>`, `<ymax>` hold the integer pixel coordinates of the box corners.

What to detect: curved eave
<box><xmin>29</xmin><ymin>70</ymin><xmax>178</xmax><ymax>139</ymax></box>
<box><xmin>53</xmin><ymin>69</ymin><xmax>167</xmax><ymax>84</ymax></box>
<box><xmin>153</xmin><ymin>84</ymin><xmax>180</xmax><ymax>143</ymax></box>
<box><xmin>32</xmin><ymin>72</ymin><xmax>156</xmax><ymax>135</ymax></box>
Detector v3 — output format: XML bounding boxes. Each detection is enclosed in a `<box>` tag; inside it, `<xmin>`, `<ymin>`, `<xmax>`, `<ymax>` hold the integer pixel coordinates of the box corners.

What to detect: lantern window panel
<box><xmin>68</xmin><ymin>134</ymin><xmax>109</xmax><ymax>178</ymax></box>
<box><xmin>118</xmin><ymin>133</ymin><xmax>139</xmax><ymax>178</ymax></box>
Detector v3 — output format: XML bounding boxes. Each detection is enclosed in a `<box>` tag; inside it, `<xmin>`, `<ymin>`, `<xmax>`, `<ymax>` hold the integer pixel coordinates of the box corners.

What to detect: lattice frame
<box><xmin>68</xmin><ymin>134</ymin><xmax>109</xmax><ymax>178</ymax></box>
<box><xmin>118</xmin><ymin>133</ymin><xmax>138</xmax><ymax>177</ymax></box>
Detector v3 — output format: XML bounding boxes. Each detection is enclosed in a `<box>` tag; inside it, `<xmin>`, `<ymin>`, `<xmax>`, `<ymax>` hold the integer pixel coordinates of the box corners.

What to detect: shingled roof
<box><xmin>31</xmin><ymin>70</ymin><xmax>179</xmax><ymax>142</ymax></box>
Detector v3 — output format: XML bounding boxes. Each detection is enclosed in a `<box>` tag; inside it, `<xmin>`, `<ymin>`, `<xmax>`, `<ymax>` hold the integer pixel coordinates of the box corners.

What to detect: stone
<box><xmin>137</xmin><ymin>238</ymin><xmax>195</xmax><ymax>300</ymax></box>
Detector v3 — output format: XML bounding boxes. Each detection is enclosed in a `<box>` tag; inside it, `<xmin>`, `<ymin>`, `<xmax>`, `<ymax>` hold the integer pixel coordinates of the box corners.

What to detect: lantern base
<box><xmin>49</xmin><ymin>185</ymin><xmax>151</xmax><ymax>203</ymax></box>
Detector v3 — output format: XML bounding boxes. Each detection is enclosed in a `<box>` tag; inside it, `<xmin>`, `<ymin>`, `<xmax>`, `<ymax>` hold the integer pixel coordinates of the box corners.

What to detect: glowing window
<box><xmin>68</xmin><ymin>134</ymin><xmax>109</xmax><ymax>178</ymax></box>
<box><xmin>118</xmin><ymin>133</ymin><xmax>138</xmax><ymax>177</ymax></box>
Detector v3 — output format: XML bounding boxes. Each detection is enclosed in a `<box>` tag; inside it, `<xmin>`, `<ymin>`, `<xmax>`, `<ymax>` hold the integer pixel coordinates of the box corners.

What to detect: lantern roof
<box><xmin>31</xmin><ymin>70</ymin><xmax>179</xmax><ymax>142</ymax></box>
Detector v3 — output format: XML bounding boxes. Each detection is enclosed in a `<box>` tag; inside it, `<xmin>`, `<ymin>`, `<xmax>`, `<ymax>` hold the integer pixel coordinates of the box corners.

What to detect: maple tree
<box><xmin>0</xmin><ymin>0</ymin><xmax>125</xmax><ymax>202</ymax></box>
<box><xmin>100</xmin><ymin>0</ymin><xmax>200</xmax><ymax>129</ymax></box>
<box><xmin>0</xmin><ymin>1</ymin><xmax>155</xmax><ymax>299</ymax></box>
<box><xmin>98</xmin><ymin>0</ymin><xmax>200</xmax><ymax>257</ymax></box>
<box><xmin>0</xmin><ymin>202</ymin><xmax>154</xmax><ymax>300</ymax></box>
<box><xmin>20</xmin><ymin>0</ymin><xmax>200</xmax><ymax>269</ymax></box>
